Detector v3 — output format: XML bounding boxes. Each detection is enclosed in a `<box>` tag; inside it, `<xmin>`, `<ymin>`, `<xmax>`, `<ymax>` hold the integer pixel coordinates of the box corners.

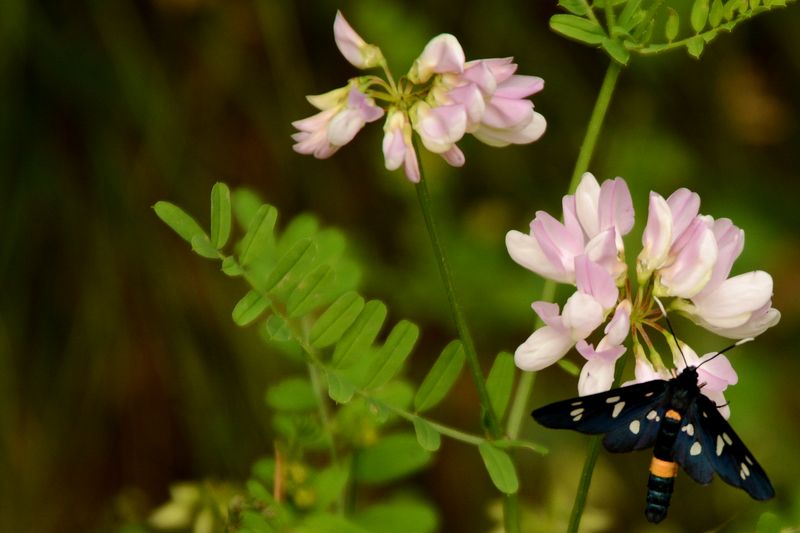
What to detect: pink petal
<box><xmin>506</xmin><ymin>230</ymin><xmax>571</xmax><ymax>283</ymax></box>
<box><xmin>598</xmin><ymin>177</ymin><xmax>634</xmax><ymax>236</ymax></box>
<box><xmin>604</xmin><ymin>300</ymin><xmax>631</xmax><ymax>346</ymax></box>
<box><xmin>447</xmin><ymin>83</ymin><xmax>486</xmax><ymax>129</ymax></box>
<box><xmin>461</xmin><ymin>61</ymin><xmax>497</xmax><ymax>95</ymax></box>
<box><xmin>691</xmin><ymin>271</ymin><xmax>773</xmax><ymax>328</ymax></box>
<box><xmin>403</xmin><ymin>145</ymin><xmax>420</xmax><ymax>183</ymax></box>
<box><xmin>334</xmin><ymin>11</ymin><xmax>371</xmax><ymax>69</ymax></box>
<box><xmin>495</xmin><ymin>75</ymin><xmax>544</xmax><ymax>99</ymax></box>
<box><xmin>414</xmin><ymin>103</ymin><xmax>467</xmax><ymax>153</ymax></box>
<box><xmin>531</xmin><ymin>212</ymin><xmax>584</xmax><ymax>276</ymax></box>
<box><xmin>575</xmin><ymin>255</ymin><xmax>618</xmax><ymax>311</ymax></box>
<box><xmin>467</xmin><ymin>57</ymin><xmax>516</xmax><ymax>83</ymax></box>
<box><xmin>531</xmin><ymin>301</ymin><xmax>563</xmax><ymax>329</ymax></box>
<box><xmin>658</xmin><ymin>220</ymin><xmax>718</xmax><ymax>298</ymax></box>
<box><xmin>561</xmin><ymin>291</ymin><xmax>605</xmax><ymax>340</ymax></box>
<box><xmin>408</xmin><ymin>34</ymin><xmax>465</xmax><ymax>83</ymax></box>
<box><xmin>577</xmin><ymin>349</ymin><xmax>624</xmax><ymax>395</ymax></box>
<box><xmin>585</xmin><ymin>228</ymin><xmax>625</xmax><ymax>281</ymax></box>
<box><xmin>481</xmin><ymin>96</ymin><xmax>533</xmax><ymax>130</ymax></box>
<box><xmin>696</xmin><ymin>218</ymin><xmax>744</xmax><ymax>298</ymax></box>
<box><xmin>666</xmin><ymin>188</ymin><xmax>701</xmax><ymax>243</ymax></box>
<box><xmin>696</xmin><ymin>352</ymin><xmax>738</xmax><ymax>390</ymax></box>
<box><xmin>440</xmin><ymin>145</ymin><xmax>465</xmax><ymax>167</ymax></box>
<box><xmin>472</xmin><ymin>111</ymin><xmax>546</xmax><ymax>146</ymax></box>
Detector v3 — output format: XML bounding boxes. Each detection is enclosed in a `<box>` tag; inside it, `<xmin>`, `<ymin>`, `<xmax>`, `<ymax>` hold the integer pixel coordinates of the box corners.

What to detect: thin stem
<box><xmin>412</xmin><ymin>149</ymin><xmax>501</xmax><ymax>439</ymax></box>
<box><xmin>308</xmin><ymin>363</ymin><xmax>339</xmax><ymax>465</ymax></box>
<box><xmin>568</xmin><ymin>60</ymin><xmax>622</xmax><ymax>193</ymax></box>
<box><xmin>567</xmin><ymin>349</ymin><xmax>631</xmax><ymax>533</ymax></box>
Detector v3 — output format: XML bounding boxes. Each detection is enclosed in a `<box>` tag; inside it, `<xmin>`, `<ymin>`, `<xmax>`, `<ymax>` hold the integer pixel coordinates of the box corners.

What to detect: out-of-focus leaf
<box><xmin>240</xmin><ymin>204</ymin><xmax>278</xmax><ymax>267</ymax></box>
<box><xmin>557</xmin><ymin>0</ymin><xmax>589</xmax><ymax>16</ymax></box>
<box><xmin>686</xmin><ymin>35</ymin><xmax>705</xmax><ymax>57</ymax></box>
<box><xmin>287</xmin><ymin>265</ymin><xmax>337</xmax><ymax>318</ymax></box>
<box><xmin>354</xmin><ymin>433</ymin><xmax>432</xmax><ymax>485</ymax></box>
<box><xmin>665</xmin><ymin>8</ymin><xmax>680</xmax><ymax>41</ymax></box>
<box><xmin>618</xmin><ymin>0</ymin><xmax>643</xmax><ymax>29</ymax></box>
<box><xmin>756</xmin><ymin>512</ymin><xmax>782</xmax><ymax>533</ymax></box>
<box><xmin>414</xmin><ymin>340</ymin><xmax>465</xmax><ymax>413</ymax></box>
<box><xmin>327</xmin><ymin>371</ymin><xmax>355</xmax><ymax>404</ymax></box>
<box><xmin>221</xmin><ymin>256</ymin><xmax>244</xmax><ymax>277</ymax></box>
<box><xmin>266</xmin><ymin>377</ymin><xmax>317</xmax><ymax>412</ymax></box>
<box><xmin>354</xmin><ymin>499</ymin><xmax>438</xmax><ymax>533</ymax></box>
<box><xmin>154</xmin><ymin>201</ymin><xmax>205</xmax><ymax>243</ymax></box>
<box><xmin>309</xmin><ymin>291</ymin><xmax>365</xmax><ymax>348</ymax></box>
<box><xmin>277</xmin><ymin>213</ymin><xmax>318</xmax><ymax>256</ymax></box>
<box><xmin>191</xmin><ymin>235</ymin><xmax>219</xmax><ymax>259</ymax></box>
<box><xmin>232</xmin><ymin>290</ymin><xmax>270</xmax><ymax>326</ymax></box>
<box><xmin>709</xmin><ymin>0</ymin><xmax>725</xmax><ymax>25</ymax></box>
<box><xmin>263</xmin><ymin>314</ymin><xmax>292</xmax><ymax>342</ymax></box>
<box><xmin>601</xmin><ymin>38</ymin><xmax>630</xmax><ymax>64</ymax></box>
<box><xmin>486</xmin><ymin>352</ymin><xmax>515</xmax><ymax>422</ymax></box>
<box><xmin>412</xmin><ymin>417</ymin><xmax>441</xmax><ymax>452</ymax></box>
<box><xmin>691</xmin><ymin>0</ymin><xmax>710</xmax><ymax>32</ymax></box>
<box><xmin>313</xmin><ymin>464</ymin><xmax>350</xmax><ymax>511</ymax></box>
<box><xmin>331</xmin><ymin>300</ymin><xmax>387</xmax><ymax>369</ymax></box>
<box><xmin>295</xmin><ymin>514</ymin><xmax>367</xmax><ymax>533</ymax></box>
<box><xmin>246</xmin><ymin>479</ymin><xmax>272</xmax><ymax>502</ymax></box>
<box><xmin>550</xmin><ymin>14</ymin><xmax>606</xmax><ymax>45</ymax></box>
<box><xmin>265</xmin><ymin>238</ymin><xmax>316</xmax><ymax>294</ymax></box>
<box><xmin>210</xmin><ymin>182</ymin><xmax>231</xmax><ymax>249</ymax></box>
<box><xmin>478</xmin><ymin>442</ymin><xmax>519</xmax><ymax>494</ymax></box>
<box><xmin>232</xmin><ymin>188</ymin><xmax>264</xmax><ymax>230</ymax></box>
<box><xmin>241</xmin><ymin>510</ymin><xmax>274</xmax><ymax>533</ymax></box>
<box><xmin>363</xmin><ymin>321</ymin><xmax>419</xmax><ymax>389</ymax></box>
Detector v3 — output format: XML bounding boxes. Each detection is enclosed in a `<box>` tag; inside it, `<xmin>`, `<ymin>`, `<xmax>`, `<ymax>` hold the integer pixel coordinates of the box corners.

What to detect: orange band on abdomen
<box><xmin>665</xmin><ymin>409</ymin><xmax>681</xmax><ymax>421</ymax></box>
<box><xmin>650</xmin><ymin>457</ymin><xmax>679</xmax><ymax>478</ymax></box>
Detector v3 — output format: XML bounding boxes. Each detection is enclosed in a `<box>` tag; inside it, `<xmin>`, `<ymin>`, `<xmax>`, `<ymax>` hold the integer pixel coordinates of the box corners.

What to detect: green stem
<box><xmin>412</xmin><ymin>153</ymin><xmax>501</xmax><ymax>439</ymax></box>
<box><xmin>567</xmin><ymin>350</ymin><xmax>631</xmax><ymax>533</ymax></box>
<box><xmin>412</xmin><ymin>143</ymin><xmax>517</xmax><ymax>530</ymax></box>
<box><xmin>566</xmin><ymin>436</ymin><xmax>603</xmax><ymax>533</ymax></box>
<box><xmin>568</xmin><ymin>61</ymin><xmax>622</xmax><ymax>193</ymax></box>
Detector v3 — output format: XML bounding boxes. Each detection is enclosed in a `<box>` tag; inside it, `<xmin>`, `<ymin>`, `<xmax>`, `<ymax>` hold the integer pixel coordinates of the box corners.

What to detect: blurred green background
<box><xmin>1</xmin><ymin>0</ymin><xmax>798</xmax><ymax>531</ymax></box>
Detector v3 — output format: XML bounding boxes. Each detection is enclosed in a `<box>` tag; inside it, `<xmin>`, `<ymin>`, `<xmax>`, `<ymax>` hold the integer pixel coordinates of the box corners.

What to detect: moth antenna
<box><xmin>697</xmin><ymin>337</ymin><xmax>754</xmax><ymax>368</ymax></box>
<box><xmin>653</xmin><ymin>296</ymin><xmax>688</xmax><ymax>368</ymax></box>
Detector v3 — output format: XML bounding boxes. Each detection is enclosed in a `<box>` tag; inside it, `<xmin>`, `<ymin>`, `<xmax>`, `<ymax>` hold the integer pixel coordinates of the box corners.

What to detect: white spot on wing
<box><xmin>690</xmin><ymin>442</ymin><xmax>702</xmax><ymax>456</ymax></box>
<box><xmin>612</xmin><ymin>402</ymin><xmax>625</xmax><ymax>418</ymax></box>
<box><xmin>745</xmin><ymin>456</ymin><xmax>753</xmax><ymax>465</ymax></box>
<box><xmin>722</xmin><ymin>433</ymin><xmax>733</xmax><ymax>445</ymax></box>
<box><xmin>571</xmin><ymin>401</ymin><xmax>582</xmax><ymax>406</ymax></box>
<box><xmin>646</xmin><ymin>410</ymin><xmax>658</xmax><ymax>420</ymax></box>
<box><xmin>681</xmin><ymin>423</ymin><xmax>695</xmax><ymax>436</ymax></box>
<box><xmin>740</xmin><ymin>463</ymin><xmax>750</xmax><ymax>479</ymax></box>
<box><xmin>645</xmin><ymin>392</ymin><xmax>654</xmax><ymax>397</ymax></box>
<box><xmin>716</xmin><ymin>435</ymin><xmax>725</xmax><ymax>456</ymax></box>
<box><xmin>570</xmin><ymin>408</ymin><xmax>584</xmax><ymax>417</ymax></box>
<box><xmin>629</xmin><ymin>420</ymin><xmax>641</xmax><ymax>434</ymax></box>
<box><xmin>572</xmin><ymin>413</ymin><xmax>583</xmax><ymax>422</ymax></box>
<box><xmin>605</xmin><ymin>396</ymin><xmax>621</xmax><ymax>404</ymax></box>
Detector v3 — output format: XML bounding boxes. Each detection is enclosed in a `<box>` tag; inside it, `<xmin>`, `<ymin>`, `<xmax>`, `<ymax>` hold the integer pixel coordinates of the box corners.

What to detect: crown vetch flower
<box><xmin>506</xmin><ymin>173</ymin><xmax>633</xmax><ymax>285</ymax></box>
<box><xmin>292</xmin><ymin>12</ymin><xmax>545</xmax><ymax>183</ymax></box>
<box><xmin>508</xmin><ymin>174</ymin><xmax>780</xmax><ymax>406</ymax></box>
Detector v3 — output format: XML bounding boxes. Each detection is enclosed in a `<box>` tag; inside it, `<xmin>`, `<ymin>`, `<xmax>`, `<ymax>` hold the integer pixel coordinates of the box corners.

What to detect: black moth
<box><xmin>532</xmin><ymin>364</ymin><xmax>774</xmax><ymax>523</ymax></box>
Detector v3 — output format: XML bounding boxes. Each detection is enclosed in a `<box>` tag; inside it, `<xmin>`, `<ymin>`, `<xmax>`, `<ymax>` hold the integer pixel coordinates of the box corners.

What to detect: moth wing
<box><xmin>690</xmin><ymin>394</ymin><xmax>774</xmax><ymax>500</ymax></box>
<box><xmin>532</xmin><ymin>379</ymin><xmax>669</xmax><ymax>436</ymax></box>
<box><xmin>672</xmin><ymin>403</ymin><xmax>714</xmax><ymax>485</ymax></box>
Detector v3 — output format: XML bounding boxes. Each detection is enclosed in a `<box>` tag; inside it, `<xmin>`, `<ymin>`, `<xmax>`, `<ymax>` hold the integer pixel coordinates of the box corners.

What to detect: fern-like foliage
<box><xmin>153</xmin><ymin>183</ymin><xmax>546</xmax><ymax>532</ymax></box>
<box><xmin>551</xmin><ymin>0</ymin><xmax>796</xmax><ymax>63</ymax></box>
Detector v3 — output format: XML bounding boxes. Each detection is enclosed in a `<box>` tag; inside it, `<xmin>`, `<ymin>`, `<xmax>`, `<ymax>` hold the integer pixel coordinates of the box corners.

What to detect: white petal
<box><xmin>691</xmin><ymin>271</ymin><xmax>773</xmax><ymax>328</ymax></box>
<box><xmin>514</xmin><ymin>326</ymin><xmax>574</xmax><ymax>371</ymax></box>
<box><xmin>561</xmin><ymin>291</ymin><xmax>605</xmax><ymax>340</ymax></box>
<box><xmin>577</xmin><ymin>357</ymin><xmax>618</xmax><ymax>396</ymax></box>
<box><xmin>638</xmin><ymin>192</ymin><xmax>672</xmax><ymax>275</ymax></box>
<box><xmin>505</xmin><ymin>230</ymin><xmax>571</xmax><ymax>283</ymax></box>
<box><xmin>575</xmin><ymin>172</ymin><xmax>601</xmax><ymax>238</ymax></box>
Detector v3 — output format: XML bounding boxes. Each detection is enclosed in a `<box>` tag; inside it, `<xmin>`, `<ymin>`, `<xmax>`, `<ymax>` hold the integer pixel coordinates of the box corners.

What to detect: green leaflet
<box><xmin>665</xmin><ymin>8</ymin><xmax>679</xmax><ymax>41</ymax></box>
<box><xmin>691</xmin><ymin>0</ymin><xmax>711</xmax><ymax>32</ymax></box>
<box><xmin>286</xmin><ymin>264</ymin><xmax>337</xmax><ymax>318</ymax></box>
<box><xmin>191</xmin><ymin>234</ymin><xmax>219</xmax><ymax>259</ymax></box>
<box><xmin>478</xmin><ymin>442</ymin><xmax>519</xmax><ymax>494</ymax></box>
<box><xmin>265</xmin><ymin>238</ymin><xmax>317</xmax><ymax>295</ymax></box>
<box><xmin>414</xmin><ymin>340</ymin><xmax>465</xmax><ymax>413</ymax></box>
<box><xmin>232</xmin><ymin>289</ymin><xmax>270</xmax><ymax>326</ymax></box>
<box><xmin>353</xmin><ymin>499</ymin><xmax>438</xmax><ymax>533</ymax></box>
<box><xmin>295</xmin><ymin>514</ymin><xmax>368</xmax><ymax>533</ymax></box>
<box><xmin>354</xmin><ymin>433</ymin><xmax>432</xmax><ymax>485</ymax></box>
<box><xmin>326</xmin><ymin>370</ymin><xmax>355</xmax><ymax>404</ymax></box>
<box><xmin>210</xmin><ymin>182</ymin><xmax>232</xmax><ymax>249</ymax></box>
<box><xmin>412</xmin><ymin>417</ymin><xmax>441</xmax><ymax>452</ymax></box>
<box><xmin>309</xmin><ymin>292</ymin><xmax>365</xmax><ymax>348</ymax></box>
<box><xmin>549</xmin><ymin>14</ymin><xmax>606</xmax><ymax>45</ymax></box>
<box><xmin>312</xmin><ymin>464</ymin><xmax>350</xmax><ymax>512</ymax></box>
<box><xmin>154</xmin><ymin>201</ymin><xmax>206</xmax><ymax>244</ymax></box>
<box><xmin>331</xmin><ymin>300</ymin><xmax>387</xmax><ymax>369</ymax></box>
<box><xmin>240</xmin><ymin>204</ymin><xmax>278</xmax><ymax>267</ymax></box>
<box><xmin>363</xmin><ymin>321</ymin><xmax>419</xmax><ymax>389</ymax></box>
<box><xmin>265</xmin><ymin>377</ymin><xmax>317</xmax><ymax>412</ymax></box>
<box><xmin>486</xmin><ymin>351</ymin><xmax>515</xmax><ymax>422</ymax></box>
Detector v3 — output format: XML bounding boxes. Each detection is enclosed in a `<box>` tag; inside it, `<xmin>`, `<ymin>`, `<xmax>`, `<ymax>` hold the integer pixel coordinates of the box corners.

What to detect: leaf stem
<box><xmin>412</xmin><ymin>149</ymin><xmax>502</xmax><ymax>439</ymax></box>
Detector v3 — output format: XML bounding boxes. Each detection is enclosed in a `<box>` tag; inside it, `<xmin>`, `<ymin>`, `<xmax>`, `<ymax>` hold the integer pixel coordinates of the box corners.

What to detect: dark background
<box><xmin>1</xmin><ymin>0</ymin><xmax>798</xmax><ymax>531</ymax></box>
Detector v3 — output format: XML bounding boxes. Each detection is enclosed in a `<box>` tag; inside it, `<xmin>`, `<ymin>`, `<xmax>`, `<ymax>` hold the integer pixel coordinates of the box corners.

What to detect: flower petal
<box><xmin>495</xmin><ymin>75</ymin><xmax>544</xmax><ymax>99</ymax></box>
<box><xmin>575</xmin><ymin>255</ymin><xmax>618</xmax><ymax>312</ymax></box>
<box><xmin>505</xmin><ymin>230</ymin><xmax>571</xmax><ymax>283</ymax></box>
<box><xmin>576</xmin><ymin>342</ymin><xmax>626</xmax><ymax>395</ymax></box>
<box><xmin>561</xmin><ymin>291</ymin><xmax>605</xmax><ymax>340</ymax></box>
<box><xmin>334</xmin><ymin>11</ymin><xmax>384</xmax><ymax>69</ymax></box>
<box><xmin>575</xmin><ymin>172</ymin><xmax>601</xmax><ymax>238</ymax></box>
<box><xmin>638</xmin><ymin>192</ymin><xmax>672</xmax><ymax>274</ymax></box>
<box><xmin>691</xmin><ymin>271</ymin><xmax>773</xmax><ymax>328</ymax></box>
<box><xmin>599</xmin><ymin>177</ymin><xmax>635</xmax><ymax>236</ymax></box>
<box><xmin>657</xmin><ymin>219</ymin><xmax>717</xmax><ymax>298</ymax></box>
<box><xmin>514</xmin><ymin>325</ymin><xmax>574</xmax><ymax>371</ymax></box>
<box><xmin>666</xmin><ymin>188</ymin><xmax>701</xmax><ymax>243</ymax></box>
<box><xmin>408</xmin><ymin>34</ymin><xmax>465</xmax><ymax>83</ymax></box>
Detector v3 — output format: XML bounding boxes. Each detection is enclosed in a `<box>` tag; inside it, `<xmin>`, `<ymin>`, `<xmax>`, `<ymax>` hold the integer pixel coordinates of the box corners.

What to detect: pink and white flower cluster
<box><xmin>292</xmin><ymin>12</ymin><xmax>546</xmax><ymax>183</ymax></box>
<box><xmin>506</xmin><ymin>173</ymin><xmax>780</xmax><ymax>409</ymax></box>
